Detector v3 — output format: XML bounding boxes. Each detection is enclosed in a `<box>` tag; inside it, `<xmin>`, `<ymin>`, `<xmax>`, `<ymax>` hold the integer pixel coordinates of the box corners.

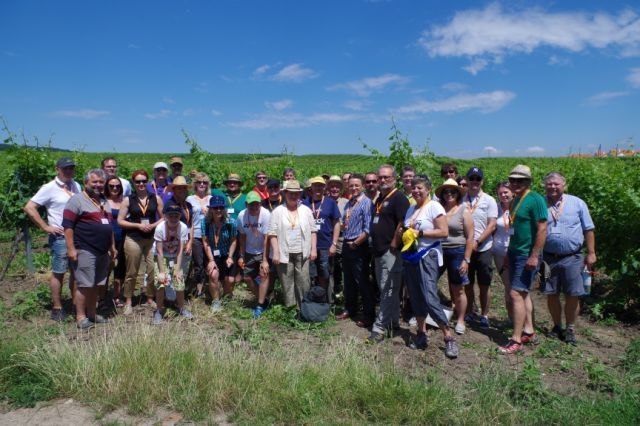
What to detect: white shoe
<box><xmin>210</xmin><ymin>300</ymin><xmax>222</xmax><ymax>313</ymax></box>
<box><xmin>454</xmin><ymin>322</ymin><xmax>466</xmax><ymax>335</ymax></box>
<box><xmin>408</xmin><ymin>317</ymin><xmax>417</xmax><ymax>327</ymax></box>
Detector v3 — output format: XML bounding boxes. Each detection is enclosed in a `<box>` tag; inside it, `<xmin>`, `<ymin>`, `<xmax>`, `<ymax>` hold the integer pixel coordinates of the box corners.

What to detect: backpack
<box><xmin>300</xmin><ymin>286</ymin><xmax>330</xmax><ymax>322</ymax></box>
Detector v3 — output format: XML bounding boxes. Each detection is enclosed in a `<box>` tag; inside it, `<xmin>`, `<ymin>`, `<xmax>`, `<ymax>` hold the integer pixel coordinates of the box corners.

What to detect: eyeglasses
<box><xmin>468</xmin><ymin>176</ymin><xmax>482</xmax><ymax>182</ymax></box>
<box><xmin>378</xmin><ymin>175</ymin><xmax>393</xmax><ymax>180</ymax></box>
<box><xmin>195</xmin><ymin>180</ymin><xmax>209</xmax><ymax>185</ymax></box>
<box><xmin>442</xmin><ymin>189</ymin><xmax>458</xmax><ymax>196</ymax></box>
<box><xmin>108</xmin><ymin>184</ymin><xmax>122</xmax><ymax>189</ymax></box>
<box><xmin>365</xmin><ymin>180</ymin><xmax>378</xmax><ymax>184</ymax></box>
<box><xmin>256</xmin><ymin>176</ymin><xmax>267</xmax><ymax>180</ymax></box>
<box><xmin>444</xmin><ymin>169</ymin><xmax>456</xmax><ymax>174</ymax></box>
<box><xmin>134</xmin><ymin>180</ymin><xmax>148</xmax><ymax>184</ymax></box>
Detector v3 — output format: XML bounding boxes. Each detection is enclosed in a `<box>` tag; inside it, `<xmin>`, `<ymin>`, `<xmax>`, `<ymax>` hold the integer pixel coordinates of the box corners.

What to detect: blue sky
<box><xmin>2</xmin><ymin>1</ymin><xmax>639</xmax><ymax>157</ymax></box>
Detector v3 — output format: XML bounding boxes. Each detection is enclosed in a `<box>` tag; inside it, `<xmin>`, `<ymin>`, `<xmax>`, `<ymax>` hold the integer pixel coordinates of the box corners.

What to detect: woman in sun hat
<box><xmin>436</xmin><ymin>178</ymin><xmax>474</xmax><ymax>336</ymax></box>
<box><xmin>267</xmin><ymin>180</ymin><xmax>317</xmax><ymax>310</ymax></box>
<box><xmin>402</xmin><ymin>174</ymin><xmax>458</xmax><ymax>358</ymax></box>
<box><xmin>202</xmin><ymin>195</ymin><xmax>238</xmax><ymax>312</ymax></box>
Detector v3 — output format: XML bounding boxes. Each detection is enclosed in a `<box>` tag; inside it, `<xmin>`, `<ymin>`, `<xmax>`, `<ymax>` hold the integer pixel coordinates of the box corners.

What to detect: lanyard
<box><xmin>212</xmin><ymin>222</ymin><xmax>223</xmax><ymax>248</ymax></box>
<box><xmin>268</xmin><ymin>196</ymin><xmax>281</xmax><ymax>211</ymax></box>
<box><xmin>287</xmin><ymin>209</ymin><xmax>298</xmax><ymax>229</ymax></box>
<box><xmin>83</xmin><ymin>191</ymin><xmax>106</xmax><ymax>217</ymax></box>
<box><xmin>138</xmin><ymin>196</ymin><xmax>149</xmax><ymax>216</ymax></box>
<box><xmin>375</xmin><ymin>188</ymin><xmax>397</xmax><ymax>214</ymax></box>
<box><xmin>509</xmin><ymin>190</ymin><xmax>530</xmax><ymax>226</ymax></box>
<box><xmin>547</xmin><ymin>196</ymin><xmax>564</xmax><ymax>226</ymax></box>
<box><xmin>344</xmin><ymin>194</ymin><xmax>363</xmax><ymax>229</ymax></box>
<box><xmin>466</xmin><ymin>191</ymin><xmax>482</xmax><ymax>213</ymax></box>
<box><xmin>409</xmin><ymin>198</ymin><xmax>431</xmax><ymax>229</ymax></box>
<box><xmin>227</xmin><ymin>193</ymin><xmax>242</xmax><ymax>207</ymax></box>
<box><xmin>311</xmin><ymin>196</ymin><xmax>324</xmax><ymax>219</ymax></box>
<box><xmin>60</xmin><ymin>183</ymin><xmax>75</xmax><ymax>198</ymax></box>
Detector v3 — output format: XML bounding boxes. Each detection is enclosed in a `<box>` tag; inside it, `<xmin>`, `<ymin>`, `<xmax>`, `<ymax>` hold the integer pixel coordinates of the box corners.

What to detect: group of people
<box><xmin>24</xmin><ymin>156</ymin><xmax>597</xmax><ymax>358</ymax></box>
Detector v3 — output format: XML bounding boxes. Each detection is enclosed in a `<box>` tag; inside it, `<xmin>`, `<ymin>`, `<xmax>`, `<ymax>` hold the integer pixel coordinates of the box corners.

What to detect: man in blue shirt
<box><xmin>543</xmin><ymin>172</ymin><xmax>596</xmax><ymax>345</ymax></box>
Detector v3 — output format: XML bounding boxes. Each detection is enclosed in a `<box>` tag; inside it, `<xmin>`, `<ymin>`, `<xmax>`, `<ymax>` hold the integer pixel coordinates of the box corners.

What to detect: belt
<box><xmin>543</xmin><ymin>250</ymin><xmax>581</xmax><ymax>259</ymax></box>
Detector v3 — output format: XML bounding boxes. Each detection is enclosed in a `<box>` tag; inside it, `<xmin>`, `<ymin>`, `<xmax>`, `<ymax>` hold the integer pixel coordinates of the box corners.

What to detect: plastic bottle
<box><xmin>581</xmin><ymin>266</ymin><xmax>592</xmax><ymax>295</ymax></box>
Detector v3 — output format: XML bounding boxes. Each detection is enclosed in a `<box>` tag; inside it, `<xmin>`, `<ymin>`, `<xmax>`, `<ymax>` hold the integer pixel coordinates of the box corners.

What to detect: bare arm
<box><xmin>24</xmin><ymin>201</ymin><xmax>61</xmax><ymax>235</ymax></box>
<box><xmin>329</xmin><ymin>218</ymin><xmax>340</xmax><ymax>256</ymax></box>
<box><xmin>475</xmin><ymin>217</ymin><xmax>496</xmax><ymax>251</ymax></box>
<box><xmin>64</xmin><ymin>227</ymin><xmax>77</xmax><ymax>262</ymax></box>
<box><xmin>460</xmin><ymin>209</ymin><xmax>474</xmax><ymax>273</ymax></box>
<box><xmin>584</xmin><ymin>229</ymin><xmax>596</xmax><ymax>269</ymax></box>
<box><xmin>117</xmin><ymin>198</ymin><xmax>141</xmax><ymax>230</ymax></box>
<box><xmin>526</xmin><ymin>220</ymin><xmax>548</xmax><ymax>270</ymax></box>
<box><xmin>429</xmin><ymin>215</ymin><xmax>449</xmax><ymax>239</ymax></box>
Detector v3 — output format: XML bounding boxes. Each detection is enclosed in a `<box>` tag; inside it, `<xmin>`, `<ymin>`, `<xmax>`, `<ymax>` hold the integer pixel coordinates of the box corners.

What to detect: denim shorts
<box><xmin>509</xmin><ymin>252</ymin><xmax>540</xmax><ymax>293</ymax></box>
<box><xmin>543</xmin><ymin>253</ymin><xmax>585</xmax><ymax>296</ymax></box>
<box><xmin>49</xmin><ymin>234</ymin><xmax>69</xmax><ymax>274</ymax></box>
<box><xmin>441</xmin><ymin>246</ymin><xmax>470</xmax><ymax>286</ymax></box>
<box><xmin>309</xmin><ymin>248</ymin><xmax>331</xmax><ymax>280</ymax></box>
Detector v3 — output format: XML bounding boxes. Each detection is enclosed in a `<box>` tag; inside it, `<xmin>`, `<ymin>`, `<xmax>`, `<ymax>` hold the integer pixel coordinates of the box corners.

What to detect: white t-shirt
<box><xmin>464</xmin><ymin>191</ymin><xmax>498</xmax><ymax>252</ymax></box>
<box><xmin>186</xmin><ymin>194</ymin><xmax>211</xmax><ymax>239</ymax></box>
<box><xmin>154</xmin><ymin>221</ymin><xmax>189</xmax><ymax>258</ymax></box>
<box><xmin>237</xmin><ymin>207</ymin><xmax>271</xmax><ymax>255</ymax></box>
<box><xmin>30</xmin><ymin>177</ymin><xmax>82</xmax><ymax>228</ymax></box>
<box><xmin>493</xmin><ymin>205</ymin><xmax>510</xmax><ymax>257</ymax></box>
<box><xmin>404</xmin><ymin>200</ymin><xmax>446</xmax><ymax>251</ymax></box>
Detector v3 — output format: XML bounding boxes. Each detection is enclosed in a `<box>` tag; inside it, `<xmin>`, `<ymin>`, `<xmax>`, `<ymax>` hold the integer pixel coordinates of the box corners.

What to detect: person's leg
<box><xmin>123</xmin><ymin>236</ymin><xmax>142</xmax><ymax>307</ymax></box>
<box><xmin>85</xmin><ymin>288</ymin><xmax>97</xmax><ymax>320</ymax></box>
<box><xmin>356</xmin><ymin>245</ymin><xmax>375</xmax><ymax>321</ymax></box>
<box><xmin>341</xmin><ymin>246</ymin><xmax>358</xmax><ymax>315</ymax></box>
<box><xmin>510</xmin><ymin>289</ymin><xmax>525</xmax><ymax>343</ymax></box>
<box><xmin>547</xmin><ymin>293</ymin><xmax>562</xmax><ymax>327</ymax></box>
<box><xmin>277</xmin><ymin>261</ymin><xmax>296</xmax><ymax>307</ymax></box>
<box><xmin>293</xmin><ymin>253</ymin><xmax>310</xmax><ymax>308</ymax></box>
<box><xmin>50</xmin><ymin>273</ymin><xmax>65</xmax><ymax>310</ymax></box>
<box><xmin>523</xmin><ymin>293</ymin><xmax>534</xmax><ymax>335</ymax></box>
<box><xmin>451</xmin><ymin>284</ymin><xmax>467</xmax><ymax>327</ymax></box>
<box><xmin>142</xmin><ymin>238</ymin><xmax>156</xmax><ymax>304</ymax></box>
<box><xmin>476</xmin><ymin>250</ymin><xmax>494</xmax><ymax>318</ymax></box>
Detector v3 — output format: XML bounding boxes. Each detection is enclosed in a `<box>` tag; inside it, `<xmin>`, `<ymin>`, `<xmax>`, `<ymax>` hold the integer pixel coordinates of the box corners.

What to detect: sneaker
<box><xmin>152</xmin><ymin>310</ymin><xmax>163</xmax><ymax>325</ymax></box>
<box><xmin>454</xmin><ymin>322</ymin><xmax>466</xmax><ymax>335</ymax></box>
<box><xmin>408</xmin><ymin>317</ymin><xmax>417</xmax><ymax>327</ymax></box>
<box><xmin>521</xmin><ymin>332</ymin><xmax>539</xmax><ymax>345</ymax></box>
<box><xmin>565</xmin><ymin>328</ymin><xmax>577</xmax><ymax>346</ymax></box>
<box><xmin>252</xmin><ymin>305</ymin><xmax>265</xmax><ymax>319</ymax></box>
<box><xmin>123</xmin><ymin>304</ymin><xmax>134</xmax><ymax>316</ymax></box>
<box><xmin>409</xmin><ymin>332</ymin><xmax>428</xmax><ymax>350</ymax></box>
<box><xmin>366</xmin><ymin>331</ymin><xmax>386</xmax><ymax>344</ymax></box>
<box><xmin>91</xmin><ymin>314</ymin><xmax>109</xmax><ymax>324</ymax></box>
<box><xmin>499</xmin><ymin>339</ymin><xmax>523</xmax><ymax>355</ymax></box>
<box><xmin>50</xmin><ymin>308</ymin><xmax>67</xmax><ymax>322</ymax></box>
<box><xmin>548</xmin><ymin>325</ymin><xmax>565</xmax><ymax>341</ymax></box>
<box><xmin>477</xmin><ymin>316</ymin><xmax>490</xmax><ymax>329</ymax></box>
<box><xmin>445</xmin><ymin>337</ymin><xmax>459</xmax><ymax>359</ymax></box>
<box><xmin>76</xmin><ymin>318</ymin><xmax>95</xmax><ymax>330</ymax></box>
<box><xmin>211</xmin><ymin>300</ymin><xmax>223</xmax><ymax>313</ymax></box>
<box><xmin>179</xmin><ymin>308</ymin><xmax>194</xmax><ymax>320</ymax></box>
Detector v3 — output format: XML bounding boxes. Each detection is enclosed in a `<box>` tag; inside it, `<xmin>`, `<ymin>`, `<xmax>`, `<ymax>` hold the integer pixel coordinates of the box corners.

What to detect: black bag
<box><xmin>300</xmin><ymin>286</ymin><xmax>330</xmax><ymax>322</ymax></box>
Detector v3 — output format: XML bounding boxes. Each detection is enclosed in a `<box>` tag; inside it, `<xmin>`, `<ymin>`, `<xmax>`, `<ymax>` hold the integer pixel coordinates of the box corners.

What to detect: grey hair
<box><xmin>378</xmin><ymin>164</ymin><xmax>396</xmax><ymax>177</ymax></box>
<box><xmin>543</xmin><ymin>171</ymin><xmax>566</xmax><ymax>184</ymax></box>
<box><xmin>411</xmin><ymin>174</ymin><xmax>432</xmax><ymax>189</ymax></box>
<box><xmin>84</xmin><ymin>168</ymin><xmax>106</xmax><ymax>183</ymax></box>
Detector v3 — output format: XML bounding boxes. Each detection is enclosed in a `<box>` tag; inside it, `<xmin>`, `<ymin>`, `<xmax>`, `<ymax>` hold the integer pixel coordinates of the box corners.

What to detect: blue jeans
<box><xmin>404</xmin><ymin>250</ymin><xmax>449</xmax><ymax>326</ymax></box>
<box><xmin>509</xmin><ymin>252</ymin><xmax>540</xmax><ymax>293</ymax></box>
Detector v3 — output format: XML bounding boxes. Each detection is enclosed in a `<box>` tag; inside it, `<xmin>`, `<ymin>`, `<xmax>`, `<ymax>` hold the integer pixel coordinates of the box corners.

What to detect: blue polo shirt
<box><xmin>544</xmin><ymin>194</ymin><xmax>595</xmax><ymax>255</ymax></box>
<box><xmin>303</xmin><ymin>197</ymin><xmax>341</xmax><ymax>249</ymax></box>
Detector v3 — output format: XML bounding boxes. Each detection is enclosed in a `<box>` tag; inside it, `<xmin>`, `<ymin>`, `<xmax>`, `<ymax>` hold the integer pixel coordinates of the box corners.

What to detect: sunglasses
<box><xmin>365</xmin><ymin>180</ymin><xmax>378</xmax><ymax>184</ymax></box>
<box><xmin>195</xmin><ymin>180</ymin><xmax>209</xmax><ymax>185</ymax></box>
<box><xmin>468</xmin><ymin>176</ymin><xmax>482</xmax><ymax>182</ymax></box>
<box><xmin>442</xmin><ymin>189</ymin><xmax>458</xmax><ymax>196</ymax></box>
<box><xmin>509</xmin><ymin>178</ymin><xmax>528</xmax><ymax>184</ymax></box>
<box><xmin>134</xmin><ymin>180</ymin><xmax>148</xmax><ymax>184</ymax></box>
<box><xmin>444</xmin><ymin>169</ymin><xmax>456</xmax><ymax>174</ymax></box>
<box><xmin>256</xmin><ymin>176</ymin><xmax>267</xmax><ymax>180</ymax></box>
<box><xmin>108</xmin><ymin>184</ymin><xmax>122</xmax><ymax>189</ymax></box>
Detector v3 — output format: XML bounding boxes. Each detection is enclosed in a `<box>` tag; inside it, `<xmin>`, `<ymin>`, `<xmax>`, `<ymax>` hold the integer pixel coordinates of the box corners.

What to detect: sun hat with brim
<box><xmin>283</xmin><ymin>180</ymin><xmax>304</xmax><ymax>192</ymax></box>
<box><xmin>56</xmin><ymin>157</ymin><xmax>75</xmax><ymax>168</ymax></box>
<box><xmin>508</xmin><ymin>165</ymin><xmax>532</xmax><ymax>179</ymax></box>
<box><xmin>328</xmin><ymin>175</ymin><xmax>343</xmax><ymax>186</ymax></box>
<box><xmin>170</xmin><ymin>156</ymin><xmax>183</xmax><ymax>165</ymax></box>
<box><xmin>224</xmin><ymin>173</ymin><xmax>243</xmax><ymax>184</ymax></box>
<box><xmin>309</xmin><ymin>176</ymin><xmax>326</xmax><ymax>186</ymax></box>
<box><xmin>209</xmin><ymin>195</ymin><xmax>226</xmax><ymax>208</ymax></box>
<box><xmin>154</xmin><ymin>161</ymin><xmax>169</xmax><ymax>170</ymax></box>
<box><xmin>245</xmin><ymin>191</ymin><xmax>261</xmax><ymax>204</ymax></box>
<box><xmin>435</xmin><ymin>178</ymin><xmax>460</xmax><ymax>198</ymax></box>
<box><xmin>167</xmin><ymin>176</ymin><xmax>189</xmax><ymax>191</ymax></box>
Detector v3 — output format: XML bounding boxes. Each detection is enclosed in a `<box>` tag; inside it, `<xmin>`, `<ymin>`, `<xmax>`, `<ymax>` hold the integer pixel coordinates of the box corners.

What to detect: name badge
<box><xmin>101</xmin><ymin>218</ymin><xmax>110</xmax><ymax>225</ymax></box>
<box><xmin>508</xmin><ymin>228</ymin><xmax>515</xmax><ymax>236</ymax></box>
<box><xmin>213</xmin><ymin>249</ymin><xmax>221</xmax><ymax>257</ymax></box>
<box><xmin>314</xmin><ymin>224</ymin><xmax>321</xmax><ymax>231</ymax></box>
<box><xmin>227</xmin><ymin>208</ymin><xmax>235</xmax><ymax>214</ymax></box>
<box><xmin>141</xmin><ymin>219</ymin><xmax>150</xmax><ymax>225</ymax></box>
<box><xmin>373</xmin><ymin>216</ymin><xmax>380</xmax><ymax>224</ymax></box>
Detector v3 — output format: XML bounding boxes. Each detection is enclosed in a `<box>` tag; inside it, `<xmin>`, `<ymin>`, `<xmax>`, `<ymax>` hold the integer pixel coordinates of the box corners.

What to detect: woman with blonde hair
<box><xmin>186</xmin><ymin>172</ymin><xmax>211</xmax><ymax>298</ymax></box>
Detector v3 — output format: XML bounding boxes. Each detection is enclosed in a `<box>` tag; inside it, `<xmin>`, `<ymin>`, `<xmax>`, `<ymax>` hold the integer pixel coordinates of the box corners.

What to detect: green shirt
<box><xmin>508</xmin><ymin>191</ymin><xmax>547</xmax><ymax>256</ymax></box>
<box><xmin>211</xmin><ymin>189</ymin><xmax>246</xmax><ymax>221</ymax></box>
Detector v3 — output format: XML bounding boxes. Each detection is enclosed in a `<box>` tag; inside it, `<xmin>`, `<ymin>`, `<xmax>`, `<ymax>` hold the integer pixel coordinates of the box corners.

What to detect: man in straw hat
<box><xmin>499</xmin><ymin>165</ymin><xmax>548</xmax><ymax>355</ymax></box>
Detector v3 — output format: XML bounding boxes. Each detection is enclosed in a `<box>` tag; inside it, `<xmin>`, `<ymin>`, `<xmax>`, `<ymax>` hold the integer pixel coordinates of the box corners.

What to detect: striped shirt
<box><xmin>342</xmin><ymin>193</ymin><xmax>373</xmax><ymax>240</ymax></box>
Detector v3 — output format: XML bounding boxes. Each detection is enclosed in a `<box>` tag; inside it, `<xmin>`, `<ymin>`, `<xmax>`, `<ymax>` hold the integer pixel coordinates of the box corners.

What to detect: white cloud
<box><xmin>442</xmin><ymin>82</ymin><xmax>467</xmax><ymax>92</ymax></box>
<box><xmin>144</xmin><ymin>109</ymin><xmax>172</xmax><ymax>119</ymax></box>
<box><xmin>583</xmin><ymin>91</ymin><xmax>629</xmax><ymax>106</ymax></box>
<box><xmin>395</xmin><ymin>90</ymin><xmax>516</xmax><ymax>115</ymax></box>
<box><xmin>527</xmin><ymin>146</ymin><xmax>545</xmax><ymax>154</ymax></box>
<box><xmin>344</xmin><ymin>100</ymin><xmax>371</xmax><ymax>111</ymax></box>
<box><xmin>127</xmin><ymin>43</ymin><xmax>140</xmax><ymax>49</ymax></box>
<box><xmin>271</xmin><ymin>63</ymin><xmax>318</xmax><ymax>82</ymax></box>
<box><xmin>627</xmin><ymin>67</ymin><xmax>640</xmax><ymax>87</ymax></box>
<box><xmin>265</xmin><ymin>99</ymin><xmax>293</xmax><ymax>111</ymax></box>
<box><xmin>547</xmin><ymin>55</ymin><xmax>570</xmax><ymax>66</ymax></box>
<box><xmin>253</xmin><ymin>64</ymin><xmax>271</xmax><ymax>76</ymax></box>
<box><xmin>462</xmin><ymin>58</ymin><xmax>489</xmax><ymax>75</ymax></box>
<box><xmin>419</xmin><ymin>3</ymin><xmax>640</xmax><ymax>74</ymax></box>
<box><xmin>483</xmin><ymin>146</ymin><xmax>499</xmax><ymax>155</ymax></box>
<box><xmin>227</xmin><ymin>112</ymin><xmax>363</xmax><ymax>129</ymax></box>
<box><xmin>329</xmin><ymin>73</ymin><xmax>409</xmax><ymax>97</ymax></box>
<box><xmin>182</xmin><ymin>108</ymin><xmax>197</xmax><ymax>117</ymax></box>
<box><xmin>211</xmin><ymin>109</ymin><xmax>222</xmax><ymax>116</ymax></box>
<box><xmin>51</xmin><ymin>109</ymin><xmax>110</xmax><ymax>119</ymax></box>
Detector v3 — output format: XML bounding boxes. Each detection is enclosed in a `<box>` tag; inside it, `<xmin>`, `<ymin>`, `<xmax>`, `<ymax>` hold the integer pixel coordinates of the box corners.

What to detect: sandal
<box><xmin>499</xmin><ymin>339</ymin><xmax>523</xmax><ymax>355</ymax></box>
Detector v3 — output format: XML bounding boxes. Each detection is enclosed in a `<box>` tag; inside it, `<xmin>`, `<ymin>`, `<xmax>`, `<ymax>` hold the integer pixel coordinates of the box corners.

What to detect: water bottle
<box><xmin>143</xmin><ymin>273</ymin><xmax>148</xmax><ymax>288</ymax></box>
<box><xmin>581</xmin><ymin>266</ymin><xmax>592</xmax><ymax>295</ymax></box>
